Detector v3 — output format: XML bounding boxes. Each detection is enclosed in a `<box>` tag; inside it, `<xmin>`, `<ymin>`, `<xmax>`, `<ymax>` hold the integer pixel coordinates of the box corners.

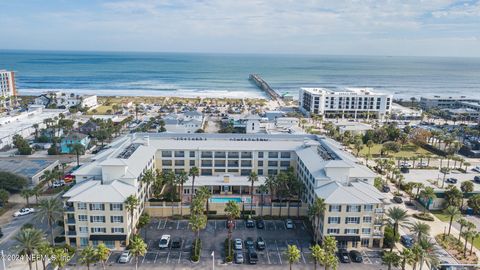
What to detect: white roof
<box><xmin>64</xmin><ymin>180</ymin><xmax>136</xmax><ymax>203</ymax></box>
<box><xmin>185</xmin><ymin>175</ymin><xmax>266</xmax><ymax>187</ymax></box>
<box><xmin>315</xmin><ymin>180</ymin><xmax>386</xmax><ymax>204</ymax></box>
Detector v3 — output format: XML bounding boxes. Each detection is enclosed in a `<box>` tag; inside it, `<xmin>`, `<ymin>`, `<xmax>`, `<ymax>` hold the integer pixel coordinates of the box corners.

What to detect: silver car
<box><xmin>234</xmin><ymin>238</ymin><xmax>243</xmax><ymax>250</ymax></box>
<box><xmin>235</xmin><ymin>252</ymin><xmax>244</xmax><ymax>264</ymax></box>
<box><xmin>285</xmin><ymin>219</ymin><xmax>294</xmax><ymax>229</ymax></box>
<box><xmin>118</xmin><ymin>251</ymin><xmax>131</xmax><ymax>263</ymax></box>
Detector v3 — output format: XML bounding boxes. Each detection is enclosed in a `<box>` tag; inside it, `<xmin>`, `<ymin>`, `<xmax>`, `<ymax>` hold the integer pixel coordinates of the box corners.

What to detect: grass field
<box><xmin>88</xmin><ymin>105</ymin><xmax>113</xmax><ymax>115</ymax></box>
<box><xmin>431</xmin><ymin>210</ymin><xmax>450</xmax><ymax>222</ymax></box>
<box><xmin>359</xmin><ymin>143</ymin><xmax>434</xmax><ymax>158</ymax></box>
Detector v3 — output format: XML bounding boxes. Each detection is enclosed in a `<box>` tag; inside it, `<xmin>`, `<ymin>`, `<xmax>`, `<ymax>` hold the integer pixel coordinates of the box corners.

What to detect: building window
<box><xmin>111</xmin><ymin>228</ymin><xmax>125</xmax><ymax>233</ymax></box>
<box><xmin>174</xmin><ymin>151</ymin><xmax>184</xmax><ymax>157</ymax></box>
<box><xmin>201</xmin><ymin>151</ymin><xmax>212</xmax><ymax>158</ymax></box>
<box><xmin>280</xmin><ymin>161</ymin><xmax>290</xmax><ymax>167</ymax></box>
<box><xmin>201</xmin><ymin>169</ymin><xmax>212</xmax><ymax>175</ymax></box>
<box><xmin>241</xmin><ymin>160</ymin><xmax>252</xmax><ymax>167</ymax></box>
<box><xmin>241</xmin><ymin>152</ymin><xmax>252</xmax><ymax>158</ymax></box>
<box><xmin>344</xmin><ymin>229</ymin><xmax>359</xmax><ymax>235</ymax></box>
<box><xmin>77</xmin><ymin>203</ymin><xmax>87</xmax><ymax>210</ymax></box>
<box><xmin>268</xmin><ymin>161</ymin><xmax>278</xmax><ymax>167</ymax></box>
<box><xmin>227</xmin><ymin>160</ymin><xmax>239</xmax><ymax>167</ymax></box>
<box><xmin>268</xmin><ymin>152</ymin><xmax>278</xmax><ymax>158</ymax></box>
<box><xmin>189</xmin><ymin>151</ymin><xmax>195</xmax><ymax>157</ymax></box>
<box><xmin>268</xmin><ymin>169</ymin><xmax>277</xmax><ymax>175</ymax></box>
<box><xmin>189</xmin><ymin>160</ymin><xmax>195</xmax><ymax>166</ymax></box>
<box><xmin>361</xmin><ymin>239</ymin><xmax>370</xmax><ymax>247</ymax></box>
<box><xmin>111</xmin><ymin>216</ymin><xmax>124</xmax><ymax>223</ymax></box>
<box><xmin>328</xmin><ymin>217</ymin><xmax>341</xmax><ymax>224</ymax></box>
<box><xmin>228</xmin><ymin>152</ymin><xmax>239</xmax><ymax>158</ymax></box>
<box><xmin>346</xmin><ymin>205</ymin><xmax>361</xmax><ymax>212</ymax></box>
<box><xmin>363</xmin><ymin>216</ymin><xmax>372</xmax><ymax>223</ymax></box>
<box><xmin>364</xmin><ymin>205</ymin><xmax>373</xmax><ymax>212</ymax></box>
<box><xmin>201</xmin><ymin>160</ymin><xmax>212</xmax><ymax>167</ymax></box>
<box><xmin>258</xmin><ymin>152</ymin><xmax>264</xmax><ymax>158</ymax></box>
<box><xmin>91</xmin><ymin>227</ymin><xmax>106</xmax><ymax>233</ymax></box>
<box><xmin>90</xmin><ymin>216</ymin><xmax>106</xmax><ymax>223</ymax></box>
<box><xmin>345</xmin><ymin>217</ymin><xmax>360</xmax><ymax>224</ymax></box>
<box><xmin>79</xmin><ymin>227</ymin><xmax>88</xmax><ymax>234</ymax></box>
<box><xmin>257</xmin><ymin>161</ymin><xmax>263</xmax><ymax>166</ymax></box>
<box><xmin>78</xmin><ymin>215</ymin><xmax>88</xmax><ymax>222</ymax></box>
<box><xmin>214</xmin><ymin>151</ymin><xmax>226</xmax><ymax>158</ymax></box>
<box><xmin>80</xmin><ymin>237</ymin><xmax>89</xmax><ymax>247</ymax></box>
<box><xmin>241</xmin><ymin>169</ymin><xmax>251</xmax><ymax>176</ymax></box>
<box><xmin>329</xmin><ymin>205</ymin><xmax>341</xmax><ymax>212</ymax></box>
<box><xmin>104</xmin><ymin>241</ymin><xmax>115</xmax><ymax>249</ymax></box>
<box><xmin>162</xmin><ymin>160</ymin><xmax>172</xmax><ymax>166</ymax></box>
<box><xmin>327</xmin><ymin>228</ymin><xmax>340</xmax><ymax>235</ymax></box>
<box><xmin>257</xmin><ymin>169</ymin><xmax>263</xmax><ymax>175</ymax></box>
<box><xmin>214</xmin><ymin>160</ymin><xmax>226</xmax><ymax>167</ymax></box>
<box><xmin>280</xmin><ymin>152</ymin><xmax>291</xmax><ymax>158</ymax></box>
<box><xmin>175</xmin><ymin>160</ymin><xmax>185</xmax><ymax>166</ymax></box>
<box><xmin>362</xmin><ymin>228</ymin><xmax>371</xmax><ymax>235</ymax></box>
<box><xmin>89</xmin><ymin>203</ymin><xmax>105</xmax><ymax>211</ymax></box>
<box><xmin>110</xmin><ymin>203</ymin><xmax>123</xmax><ymax>211</ymax></box>
<box><xmin>162</xmin><ymin>151</ymin><xmax>172</xmax><ymax>157</ymax></box>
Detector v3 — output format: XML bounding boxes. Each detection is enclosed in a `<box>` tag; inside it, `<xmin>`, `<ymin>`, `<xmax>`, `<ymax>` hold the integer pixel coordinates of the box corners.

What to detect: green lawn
<box><xmin>359</xmin><ymin>143</ymin><xmax>434</xmax><ymax>158</ymax></box>
<box><xmin>431</xmin><ymin>210</ymin><xmax>450</xmax><ymax>222</ymax></box>
<box><xmin>88</xmin><ymin>105</ymin><xmax>113</xmax><ymax>115</ymax></box>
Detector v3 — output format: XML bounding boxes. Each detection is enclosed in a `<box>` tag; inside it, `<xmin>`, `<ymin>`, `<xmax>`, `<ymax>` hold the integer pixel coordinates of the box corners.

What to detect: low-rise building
<box><xmin>419</xmin><ymin>96</ymin><xmax>479</xmax><ymax>110</ymax></box>
<box><xmin>34</xmin><ymin>92</ymin><xmax>98</xmax><ymax>109</ymax></box>
<box><xmin>0</xmin><ymin>159</ymin><xmax>59</xmax><ymax>186</ymax></box>
<box><xmin>60</xmin><ymin>132</ymin><xmax>91</xmax><ymax>154</ymax></box>
<box><xmin>163</xmin><ymin>111</ymin><xmax>205</xmax><ymax>133</ymax></box>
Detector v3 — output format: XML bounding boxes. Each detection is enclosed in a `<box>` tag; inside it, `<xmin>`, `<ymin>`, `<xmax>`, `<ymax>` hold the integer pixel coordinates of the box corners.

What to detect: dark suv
<box><xmin>349</xmin><ymin>250</ymin><xmax>363</xmax><ymax>263</ymax></box>
<box><xmin>338</xmin><ymin>249</ymin><xmax>351</xmax><ymax>263</ymax></box>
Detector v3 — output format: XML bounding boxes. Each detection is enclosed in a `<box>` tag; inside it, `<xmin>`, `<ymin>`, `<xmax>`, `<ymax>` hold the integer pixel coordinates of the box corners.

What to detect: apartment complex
<box><xmin>64</xmin><ymin>133</ymin><xmax>385</xmax><ymax>249</ymax></box>
<box><xmin>35</xmin><ymin>91</ymin><xmax>98</xmax><ymax>109</ymax></box>
<box><xmin>299</xmin><ymin>88</ymin><xmax>392</xmax><ymax>120</ymax></box>
<box><xmin>0</xmin><ymin>70</ymin><xmax>16</xmax><ymax>107</ymax></box>
<box><xmin>419</xmin><ymin>96</ymin><xmax>479</xmax><ymax>110</ymax></box>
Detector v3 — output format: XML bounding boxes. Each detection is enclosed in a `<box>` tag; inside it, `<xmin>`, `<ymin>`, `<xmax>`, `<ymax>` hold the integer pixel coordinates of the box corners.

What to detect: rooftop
<box><xmin>63</xmin><ymin>179</ymin><xmax>136</xmax><ymax>203</ymax></box>
<box><xmin>302</xmin><ymin>87</ymin><xmax>390</xmax><ymax>96</ymax></box>
<box><xmin>0</xmin><ymin>159</ymin><xmax>58</xmax><ymax>179</ymax></box>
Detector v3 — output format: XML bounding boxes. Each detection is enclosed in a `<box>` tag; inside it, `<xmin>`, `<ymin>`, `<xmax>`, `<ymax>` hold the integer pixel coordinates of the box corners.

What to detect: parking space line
<box><xmin>166</xmin><ymin>251</ymin><xmax>170</xmax><ymax>264</ymax></box>
<box><xmin>156</xmin><ymin>219</ymin><xmax>162</xmax><ymax>230</ymax></box>
<box><xmin>142</xmin><ymin>254</ymin><xmax>147</xmax><ymax>264</ymax></box>
<box><xmin>275</xmin><ymin>240</ymin><xmax>282</xmax><ymax>265</ymax></box>
<box><xmin>302</xmin><ymin>220</ymin><xmax>306</xmax><ymax>230</ymax></box>
<box><xmin>301</xmin><ymin>251</ymin><xmax>306</xmax><ymax>264</ymax></box>
<box><xmin>178</xmin><ymin>251</ymin><xmax>182</xmax><ymax>264</ymax></box>
<box><xmin>265</xmin><ymin>241</ymin><xmax>271</xmax><ymax>264</ymax></box>
<box><xmin>162</xmin><ymin>219</ymin><xmax>167</xmax><ymax>229</ymax></box>
<box><xmin>154</xmin><ymin>252</ymin><xmax>158</xmax><ymax>264</ymax></box>
<box><xmin>214</xmin><ymin>220</ymin><xmax>217</xmax><ymax>230</ymax></box>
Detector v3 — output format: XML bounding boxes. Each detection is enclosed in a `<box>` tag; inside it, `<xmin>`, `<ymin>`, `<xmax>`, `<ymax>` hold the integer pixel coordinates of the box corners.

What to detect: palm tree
<box><xmin>458</xmin><ymin>218</ymin><xmax>469</xmax><ymax>241</ymax></box>
<box><xmin>79</xmin><ymin>246</ymin><xmax>97</xmax><ymax>270</ymax></box>
<box><xmin>444</xmin><ymin>205</ymin><xmax>461</xmax><ymax>235</ymax></box>
<box><xmin>36</xmin><ymin>198</ymin><xmax>63</xmax><ymax>245</ymax></box>
<box><xmin>258</xmin><ymin>184</ymin><xmax>268</xmax><ymax>216</ymax></box>
<box><xmin>382</xmin><ymin>251</ymin><xmax>401</xmax><ymax>270</ymax></box>
<box><xmin>51</xmin><ymin>247</ymin><xmax>69</xmax><ymax>270</ymax></box>
<box><xmin>95</xmin><ymin>243</ymin><xmax>110</xmax><ymax>270</ymax></box>
<box><xmin>321</xmin><ymin>236</ymin><xmax>338</xmax><ymax>270</ymax></box>
<box><xmin>399</xmin><ymin>248</ymin><xmax>415</xmax><ymax>270</ymax></box>
<box><xmin>310</xmin><ymin>244</ymin><xmax>324</xmax><ymax>270</ymax></box>
<box><xmin>224</xmin><ymin>201</ymin><xmax>240</xmax><ymax>259</ymax></box>
<box><xmin>440</xmin><ymin>167</ymin><xmax>450</xmax><ymax>188</ymax></box>
<box><xmin>141</xmin><ymin>169</ymin><xmax>155</xmax><ymax>199</ymax></box>
<box><xmin>419</xmin><ymin>187</ymin><xmax>436</xmax><ymax>213</ymax></box>
<box><xmin>70</xmin><ymin>143</ymin><xmax>85</xmax><ymax>166</ymax></box>
<box><xmin>31</xmin><ymin>186</ymin><xmax>41</xmax><ymax>204</ymax></box>
<box><xmin>125</xmin><ymin>195</ymin><xmax>140</xmax><ymax>236</ymax></box>
<box><xmin>37</xmin><ymin>241</ymin><xmax>53</xmax><ymax>270</ymax></box>
<box><xmin>21</xmin><ymin>188</ymin><xmax>33</xmax><ymax>207</ymax></box>
<box><xmin>189</xmin><ymin>166</ymin><xmax>199</xmax><ymax>201</ymax></box>
<box><xmin>469</xmin><ymin>231</ymin><xmax>480</xmax><ymax>256</ymax></box>
<box><xmin>175</xmin><ymin>170</ymin><xmax>188</xmax><ymax>215</ymax></box>
<box><xmin>417</xmin><ymin>239</ymin><xmax>439</xmax><ymax>270</ymax></box>
<box><xmin>366</xmin><ymin>140</ymin><xmax>374</xmax><ymax>157</ymax></box>
<box><xmin>14</xmin><ymin>228</ymin><xmax>45</xmax><ymax>270</ymax></box>
<box><xmin>308</xmin><ymin>198</ymin><xmax>326</xmax><ymax>244</ymax></box>
<box><xmin>265</xmin><ymin>174</ymin><xmax>277</xmax><ymax>215</ymax></box>
<box><xmin>137</xmin><ymin>213</ymin><xmax>151</xmax><ymax>241</ymax></box>
<box><xmin>129</xmin><ymin>235</ymin><xmax>147</xmax><ymax>270</ymax></box>
<box><xmin>42</xmin><ymin>169</ymin><xmax>56</xmax><ymax>188</ymax></box>
<box><xmin>409</xmin><ymin>221</ymin><xmax>430</xmax><ymax>241</ymax></box>
<box><xmin>286</xmin><ymin>244</ymin><xmax>301</xmax><ymax>270</ymax></box>
<box><xmin>387</xmin><ymin>207</ymin><xmax>409</xmax><ymax>251</ymax></box>
<box><xmin>247</xmin><ymin>172</ymin><xmax>258</xmax><ymax>212</ymax></box>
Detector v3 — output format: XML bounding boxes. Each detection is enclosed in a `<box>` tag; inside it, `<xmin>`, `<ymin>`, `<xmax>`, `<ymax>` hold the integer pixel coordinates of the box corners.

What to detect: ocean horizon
<box><xmin>1</xmin><ymin>50</ymin><xmax>480</xmax><ymax>100</ymax></box>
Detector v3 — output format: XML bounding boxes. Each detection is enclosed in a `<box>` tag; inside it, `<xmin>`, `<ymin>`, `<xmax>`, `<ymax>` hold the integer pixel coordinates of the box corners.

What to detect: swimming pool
<box><xmin>209</xmin><ymin>197</ymin><xmax>251</xmax><ymax>203</ymax></box>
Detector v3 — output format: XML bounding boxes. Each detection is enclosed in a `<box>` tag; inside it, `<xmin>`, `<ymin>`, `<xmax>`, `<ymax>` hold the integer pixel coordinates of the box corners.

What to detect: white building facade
<box><xmin>299</xmin><ymin>88</ymin><xmax>392</xmax><ymax>120</ymax></box>
<box><xmin>0</xmin><ymin>70</ymin><xmax>16</xmax><ymax>107</ymax></box>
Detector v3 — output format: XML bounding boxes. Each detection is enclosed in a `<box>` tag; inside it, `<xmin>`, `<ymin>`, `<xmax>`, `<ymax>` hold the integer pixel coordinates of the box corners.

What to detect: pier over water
<box><xmin>249</xmin><ymin>74</ymin><xmax>282</xmax><ymax>101</ymax></box>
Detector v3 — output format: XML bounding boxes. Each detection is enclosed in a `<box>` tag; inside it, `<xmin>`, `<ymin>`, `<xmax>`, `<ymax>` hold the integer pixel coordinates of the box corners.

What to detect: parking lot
<box><xmin>91</xmin><ymin>218</ymin><xmax>388</xmax><ymax>269</ymax></box>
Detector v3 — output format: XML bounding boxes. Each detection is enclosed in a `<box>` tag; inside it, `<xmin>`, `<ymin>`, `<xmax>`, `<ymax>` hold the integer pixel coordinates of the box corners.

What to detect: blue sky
<box><xmin>1</xmin><ymin>0</ymin><xmax>479</xmax><ymax>56</ymax></box>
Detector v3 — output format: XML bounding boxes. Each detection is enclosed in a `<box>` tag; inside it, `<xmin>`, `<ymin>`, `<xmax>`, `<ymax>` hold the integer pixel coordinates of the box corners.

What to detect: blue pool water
<box><xmin>209</xmin><ymin>197</ymin><xmax>251</xmax><ymax>203</ymax></box>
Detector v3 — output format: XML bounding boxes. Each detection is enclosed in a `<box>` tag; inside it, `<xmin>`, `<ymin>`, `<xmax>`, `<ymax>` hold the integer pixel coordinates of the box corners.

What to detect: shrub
<box><xmin>54</xmin><ymin>236</ymin><xmax>66</xmax><ymax>243</ymax></box>
<box><xmin>191</xmin><ymin>238</ymin><xmax>202</xmax><ymax>262</ymax></box>
<box><xmin>412</xmin><ymin>213</ymin><xmax>434</xmax><ymax>221</ymax></box>
<box><xmin>224</xmin><ymin>238</ymin><xmax>234</xmax><ymax>262</ymax></box>
<box><xmin>383</xmin><ymin>225</ymin><xmax>399</xmax><ymax>248</ymax></box>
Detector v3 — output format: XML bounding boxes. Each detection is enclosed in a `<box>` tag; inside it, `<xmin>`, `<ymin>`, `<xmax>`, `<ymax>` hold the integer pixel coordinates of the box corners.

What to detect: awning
<box><xmin>89</xmin><ymin>235</ymin><xmax>127</xmax><ymax>241</ymax></box>
<box><xmin>334</xmin><ymin>235</ymin><xmax>361</xmax><ymax>242</ymax></box>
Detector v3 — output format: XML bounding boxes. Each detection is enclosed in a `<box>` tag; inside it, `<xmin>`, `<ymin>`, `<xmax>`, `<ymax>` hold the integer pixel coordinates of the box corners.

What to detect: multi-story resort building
<box><xmin>0</xmin><ymin>70</ymin><xmax>17</xmax><ymax>107</ymax></box>
<box><xmin>63</xmin><ymin>133</ymin><xmax>386</xmax><ymax>250</ymax></box>
<box><xmin>299</xmin><ymin>88</ymin><xmax>392</xmax><ymax>120</ymax></box>
<box><xmin>419</xmin><ymin>96</ymin><xmax>479</xmax><ymax>110</ymax></box>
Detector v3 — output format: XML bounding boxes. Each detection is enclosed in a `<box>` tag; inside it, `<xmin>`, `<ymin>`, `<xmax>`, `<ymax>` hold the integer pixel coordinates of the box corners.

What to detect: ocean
<box><xmin>1</xmin><ymin>50</ymin><xmax>480</xmax><ymax>99</ymax></box>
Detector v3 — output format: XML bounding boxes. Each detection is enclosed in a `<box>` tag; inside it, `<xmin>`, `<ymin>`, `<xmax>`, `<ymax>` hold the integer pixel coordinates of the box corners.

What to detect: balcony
<box><xmin>64</xmin><ymin>206</ymin><xmax>75</xmax><ymax>212</ymax></box>
<box><xmin>66</xmin><ymin>218</ymin><xmax>76</xmax><ymax>224</ymax></box>
<box><xmin>373</xmin><ymin>230</ymin><xmax>383</xmax><ymax>238</ymax></box>
<box><xmin>374</xmin><ymin>208</ymin><xmax>384</xmax><ymax>214</ymax></box>
<box><xmin>67</xmin><ymin>231</ymin><xmax>76</xmax><ymax>236</ymax></box>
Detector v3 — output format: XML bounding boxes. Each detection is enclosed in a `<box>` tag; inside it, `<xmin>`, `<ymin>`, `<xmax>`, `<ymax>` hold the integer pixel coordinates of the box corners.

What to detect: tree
<box><xmin>366</xmin><ymin>140</ymin><xmax>374</xmax><ymax>156</ymax></box>
<box><xmin>399</xmin><ymin>248</ymin><xmax>415</xmax><ymax>270</ymax></box>
<box><xmin>409</xmin><ymin>221</ymin><xmax>430</xmax><ymax>241</ymax></box>
<box><xmin>13</xmin><ymin>228</ymin><xmax>45</xmax><ymax>270</ymax></box>
<box><xmin>457</xmin><ymin>218</ymin><xmax>469</xmax><ymax>242</ymax></box>
<box><xmin>258</xmin><ymin>184</ymin><xmax>268</xmax><ymax>216</ymax></box>
<box><xmin>321</xmin><ymin>236</ymin><xmax>338</xmax><ymax>270</ymax></box>
<box><xmin>469</xmin><ymin>231</ymin><xmax>480</xmax><ymax>256</ymax></box>
<box><xmin>0</xmin><ymin>188</ymin><xmax>10</xmax><ymax>206</ymax></box>
<box><xmin>129</xmin><ymin>235</ymin><xmax>147</xmax><ymax>270</ymax></box>
<box><xmin>310</xmin><ymin>244</ymin><xmax>324</xmax><ymax>270</ymax></box>
<box><xmin>70</xmin><ymin>143</ymin><xmax>85</xmax><ymax>166</ymax></box>
<box><xmin>13</xmin><ymin>134</ymin><xmax>32</xmax><ymax>155</ymax></box>
<box><xmin>37</xmin><ymin>241</ymin><xmax>53</xmax><ymax>270</ymax></box>
<box><xmin>460</xmin><ymin>181</ymin><xmax>474</xmax><ymax>193</ymax></box>
<box><xmin>137</xmin><ymin>213</ymin><xmax>151</xmax><ymax>241</ymax></box>
<box><xmin>444</xmin><ymin>206</ymin><xmax>461</xmax><ymax>235</ymax></box>
<box><xmin>189</xmin><ymin>166</ymin><xmax>199</xmax><ymax>200</ymax></box>
<box><xmin>141</xmin><ymin>169</ymin><xmax>155</xmax><ymax>199</ymax></box>
<box><xmin>21</xmin><ymin>188</ymin><xmax>33</xmax><ymax>207</ymax></box>
<box><xmin>382</xmin><ymin>251</ymin><xmax>401</xmax><ymax>270</ymax></box>
<box><xmin>419</xmin><ymin>187</ymin><xmax>436</xmax><ymax>213</ymax></box>
<box><xmin>51</xmin><ymin>247</ymin><xmax>69</xmax><ymax>270</ymax></box>
<box><xmin>79</xmin><ymin>246</ymin><xmax>97</xmax><ymax>270</ymax></box>
<box><xmin>439</xmin><ymin>167</ymin><xmax>450</xmax><ymax>188</ymax></box>
<box><xmin>95</xmin><ymin>243</ymin><xmax>110</xmax><ymax>270</ymax></box>
<box><xmin>286</xmin><ymin>244</ymin><xmax>301</xmax><ymax>270</ymax></box>
<box><xmin>0</xmin><ymin>171</ymin><xmax>28</xmax><ymax>192</ymax></box>
<box><xmin>444</xmin><ymin>186</ymin><xmax>462</xmax><ymax>207</ymax></box>
<box><xmin>467</xmin><ymin>194</ymin><xmax>480</xmax><ymax>214</ymax></box>
<box><xmin>36</xmin><ymin>198</ymin><xmax>63</xmax><ymax>245</ymax></box>
<box><xmin>387</xmin><ymin>207</ymin><xmax>409</xmax><ymax>251</ymax></box>
<box><xmin>175</xmin><ymin>170</ymin><xmax>188</xmax><ymax>215</ymax></box>
<box><xmin>353</xmin><ymin>138</ymin><xmax>364</xmax><ymax>156</ymax></box>
<box><xmin>125</xmin><ymin>195</ymin><xmax>140</xmax><ymax>236</ymax></box>
<box><xmin>247</xmin><ymin>171</ymin><xmax>258</xmax><ymax>212</ymax></box>
<box><xmin>308</xmin><ymin>198</ymin><xmax>326</xmax><ymax>243</ymax></box>
<box><xmin>416</xmin><ymin>239</ymin><xmax>439</xmax><ymax>270</ymax></box>
<box><xmin>381</xmin><ymin>141</ymin><xmax>401</xmax><ymax>156</ymax></box>
<box><xmin>224</xmin><ymin>201</ymin><xmax>240</xmax><ymax>259</ymax></box>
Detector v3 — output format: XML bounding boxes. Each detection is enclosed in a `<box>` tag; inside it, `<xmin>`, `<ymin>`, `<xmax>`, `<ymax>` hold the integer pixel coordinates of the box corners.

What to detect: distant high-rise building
<box><xmin>299</xmin><ymin>88</ymin><xmax>392</xmax><ymax>120</ymax></box>
<box><xmin>0</xmin><ymin>70</ymin><xmax>17</xmax><ymax>107</ymax></box>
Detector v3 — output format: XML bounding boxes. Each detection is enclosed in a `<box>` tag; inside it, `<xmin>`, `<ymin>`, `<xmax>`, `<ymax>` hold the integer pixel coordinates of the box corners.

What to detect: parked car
<box><xmin>246</xmin><ymin>219</ymin><xmax>255</xmax><ymax>228</ymax></box>
<box><xmin>118</xmin><ymin>250</ymin><xmax>131</xmax><ymax>263</ymax></box>
<box><xmin>400</xmin><ymin>167</ymin><xmax>410</xmax><ymax>173</ymax></box>
<box><xmin>400</xmin><ymin>162</ymin><xmax>412</xmax><ymax>168</ymax></box>
<box><xmin>256</xmin><ymin>219</ymin><xmax>265</xmax><ymax>229</ymax></box>
<box><xmin>382</xmin><ymin>185</ymin><xmax>391</xmax><ymax>193</ymax></box>
<box><xmin>234</xmin><ymin>252</ymin><xmax>244</xmax><ymax>264</ymax></box>
<box><xmin>52</xmin><ymin>180</ymin><xmax>65</xmax><ymax>188</ymax></box>
<box><xmin>234</xmin><ymin>238</ymin><xmax>243</xmax><ymax>250</ymax></box>
<box><xmin>349</xmin><ymin>250</ymin><xmax>363</xmax><ymax>262</ymax></box>
<box><xmin>393</xmin><ymin>196</ymin><xmax>403</xmax><ymax>203</ymax></box>
<box><xmin>338</xmin><ymin>249</ymin><xmax>351</xmax><ymax>263</ymax></box>
<box><xmin>171</xmin><ymin>237</ymin><xmax>182</xmax><ymax>249</ymax></box>
<box><xmin>256</xmin><ymin>237</ymin><xmax>265</xmax><ymax>250</ymax></box>
<box><xmin>417</xmin><ymin>162</ymin><xmax>428</xmax><ymax>168</ymax></box>
<box><xmin>472</xmin><ymin>166</ymin><xmax>480</xmax><ymax>172</ymax></box>
<box><xmin>158</xmin><ymin>235</ymin><xmax>171</xmax><ymax>248</ymax></box>
<box><xmin>245</xmin><ymin>237</ymin><xmax>255</xmax><ymax>249</ymax></box>
<box><xmin>0</xmin><ymin>228</ymin><xmax>3</xmax><ymax>238</ymax></box>
<box><xmin>13</xmin><ymin>208</ymin><xmax>35</xmax><ymax>217</ymax></box>
<box><xmin>285</xmin><ymin>219</ymin><xmax>294</xmax><ymax>229</ymax></box>
<box><xmin>446</xmin><ymin>178</ymin><xmax>458</xmax><ymax>184</ymax></box>
<box><xmin>401</xmin><ymin>235</ymin><xmax>415</xmax><ymax>248</ymax></box>
<box><xmin>247</xmin><ymin>248</ymin><xmax>258</xmax><ymax>264</ymax></box>
<box><xmin>474</xmin><ymin>176</ymin><xmax>480</xmax><ymax>183</ymax></box>
<box><xmin>404</xmin><ymin>201</ymin><xmax>417</xmax><ymax>209</ymax></box>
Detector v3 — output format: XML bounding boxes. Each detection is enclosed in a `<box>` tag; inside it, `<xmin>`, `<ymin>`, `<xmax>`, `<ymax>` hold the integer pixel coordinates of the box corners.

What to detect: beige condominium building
<box><xmin>0</xmin><ymin>70</ymin><xmax>17</xmax><ymax>107</ymax></box>
<box><xmin>63</xmin><ymin>133</ymin><xmax>386</xmax><ymax>250</ymax></box>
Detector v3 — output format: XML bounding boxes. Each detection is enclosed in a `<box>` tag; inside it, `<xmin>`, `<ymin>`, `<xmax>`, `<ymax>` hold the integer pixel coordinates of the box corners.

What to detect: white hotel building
<box><xmin>64</xmin><ymin>133</ymin><xmax>386</xmax><ymax>250</ymax></box>
<box><xmin>299</xmin><ymin>88</ymin><xmax>392</xmax><ymax>120</ymax></box>
<box><xmin>0</xmin><ymin>70</ymin><xmax>17</xmax><ymax>107</ymax></box>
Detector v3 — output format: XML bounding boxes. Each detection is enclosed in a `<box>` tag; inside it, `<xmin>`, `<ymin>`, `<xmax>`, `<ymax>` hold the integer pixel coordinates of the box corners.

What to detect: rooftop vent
<box><xmin>116</xmin><ymin>143</ymin><xmax>141</xmax><ymax>159</ymax></box>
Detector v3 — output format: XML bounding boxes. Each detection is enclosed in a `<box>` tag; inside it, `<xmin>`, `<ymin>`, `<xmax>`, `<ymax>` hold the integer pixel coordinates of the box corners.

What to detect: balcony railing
<box><xmin>67</xmin><ymin>231</ymin><xmax>76</xmax><ymax>236</ymax></box>
<box><xmin>64</xmin><ymin>206</ymin><xmax>75</xmax><ymax>212</ymax></box>
<box><xmin>66</xmin><ymin>218</ymin><xmax>76</xmax><ymax>224</ymax></box>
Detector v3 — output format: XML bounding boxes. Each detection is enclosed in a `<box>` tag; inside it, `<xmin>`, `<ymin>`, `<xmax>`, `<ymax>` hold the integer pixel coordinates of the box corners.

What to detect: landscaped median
<box><xmin>435</xmin><ymin>234</ymin><xmax>478</xmax><ymax>265</ymax></box>
<box><xmin>224</xmin><ymin>238</ymin><xmax>234</xmax><ymax>263</ymax></box>
<box><xmin>191</xmin><ymin>238</ymin><xmax>202</xmax><ymax>262</ymax></box>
